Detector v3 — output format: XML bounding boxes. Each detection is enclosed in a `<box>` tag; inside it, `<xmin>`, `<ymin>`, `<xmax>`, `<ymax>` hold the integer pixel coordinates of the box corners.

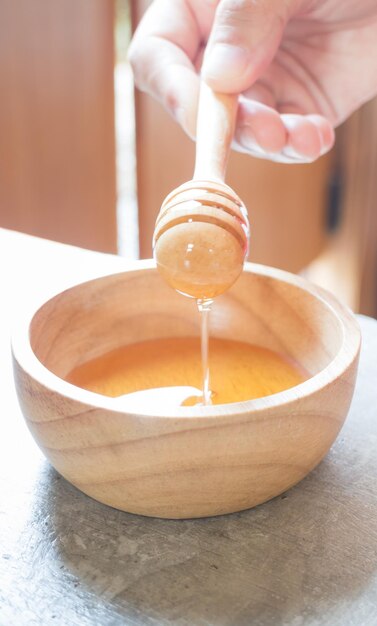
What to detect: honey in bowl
<box><xmin>67</xmin><ymin>337</ymin><xmax>308</xmax><ymax>407</ymax></box>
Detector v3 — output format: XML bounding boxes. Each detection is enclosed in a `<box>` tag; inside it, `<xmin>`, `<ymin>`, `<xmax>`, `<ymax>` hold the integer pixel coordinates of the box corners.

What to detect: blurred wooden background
<box><xmin>1</xmin><ymin>0</ymin><xmax>376</xmax><ymax>316</ymax></box>
<box><xmin>0</xmin><ymin>0</ymin><xmax>117</xmax><ymax>253</ymax></box>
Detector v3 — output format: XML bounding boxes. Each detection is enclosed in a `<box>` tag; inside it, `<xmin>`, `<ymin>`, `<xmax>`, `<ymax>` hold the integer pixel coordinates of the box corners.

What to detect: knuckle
<box><xmin>165</xmin><ymin>84</ymin><xmax>179</xmax><ymax>115</ymax></box>
<box><xmin>219</xmin><ymin>0</ymin><xmax>259</xmax><ymax>18</ymax></box>
<box><xmin>218</xmin><ymin>0</ymin><xmax>286</xmax><ymax>23</ymax></box>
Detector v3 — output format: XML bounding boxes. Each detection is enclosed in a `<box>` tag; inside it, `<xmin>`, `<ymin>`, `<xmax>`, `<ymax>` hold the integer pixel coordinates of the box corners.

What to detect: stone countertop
<box><xmin>0</xmin><ymin>228</ymin><xmax>376</xmax><ymax>626</ymax></box>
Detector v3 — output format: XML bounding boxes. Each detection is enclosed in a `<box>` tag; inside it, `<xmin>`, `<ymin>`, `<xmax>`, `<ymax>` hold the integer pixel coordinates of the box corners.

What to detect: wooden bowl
<box><xmin>12</xmin><ymin>263</ymin><xmax>360</xmax><ymax>519</ymax></box>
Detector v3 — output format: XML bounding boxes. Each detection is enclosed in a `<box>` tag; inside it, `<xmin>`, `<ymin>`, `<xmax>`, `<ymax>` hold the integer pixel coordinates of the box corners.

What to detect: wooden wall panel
<box><xmin>0</xmin><ymin>0</ymin><xmax>117</xmax><ymax>253</ymax></box>
<box><xmin>227</xmin><ymin>148</ymin><xmax>332</xmax><ymax>272</ymax></box>
<box><xmin>307</xmin><ymin>99</ymin><xmax>377</xmax><ymax>316</ymax></box>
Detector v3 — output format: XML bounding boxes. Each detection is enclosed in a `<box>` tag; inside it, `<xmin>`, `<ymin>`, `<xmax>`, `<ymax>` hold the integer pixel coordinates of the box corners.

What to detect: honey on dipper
<box><xmin>153</xmin><ymin>179</ymin><xmax>249</xmax><ymax>300</ymax></box>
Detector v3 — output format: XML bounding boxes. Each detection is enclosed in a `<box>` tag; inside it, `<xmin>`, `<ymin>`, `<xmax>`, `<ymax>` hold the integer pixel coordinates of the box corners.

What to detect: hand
<box><xmin>129</xmin><ymin>0</ymin><xmax>377</xmax><ymax>163</ymax></box>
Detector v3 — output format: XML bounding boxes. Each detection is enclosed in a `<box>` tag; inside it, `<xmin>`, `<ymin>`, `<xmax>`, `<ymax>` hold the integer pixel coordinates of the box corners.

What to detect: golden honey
<box><xmin>67</xmin><ymin>337</ymin><xmax>307</xmax><ymax>407</ymax></box>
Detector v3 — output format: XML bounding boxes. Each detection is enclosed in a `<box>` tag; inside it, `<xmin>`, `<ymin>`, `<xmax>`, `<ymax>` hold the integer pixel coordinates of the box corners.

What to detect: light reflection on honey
<box><xmin>67</xmin><ymin>337</ymin><xmax>308</xmax><ymax>407</ymax></box>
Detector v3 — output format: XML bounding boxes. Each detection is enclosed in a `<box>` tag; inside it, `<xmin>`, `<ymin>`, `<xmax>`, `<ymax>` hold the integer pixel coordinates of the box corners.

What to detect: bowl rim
<box><xmin>11</xmin><ymin>261</ymin><xmax>361</xmax><ymax>419</ymax></box>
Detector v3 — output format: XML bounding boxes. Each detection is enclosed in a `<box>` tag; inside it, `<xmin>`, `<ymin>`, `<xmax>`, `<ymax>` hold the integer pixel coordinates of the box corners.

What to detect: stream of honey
<box><xmin>67</xmin><ymin>337</ymin><xmax>307</xmax><ymax>407</ymax></box>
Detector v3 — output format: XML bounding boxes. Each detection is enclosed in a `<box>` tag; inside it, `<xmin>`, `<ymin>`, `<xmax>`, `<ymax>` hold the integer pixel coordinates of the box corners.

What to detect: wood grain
<box><xmin>0</xmin><ymin>0</ymin><xmax>117</xmax><ymax>253</ymax></box>
<box><xmin>193</xmin><ymin>83</ymin><xmax>238</xmax><ymax>182</ymax></box>
<box><xmin>12</xmin><ymin>263</ymin><xmax>360</xmax><ymax>519</ymax></box>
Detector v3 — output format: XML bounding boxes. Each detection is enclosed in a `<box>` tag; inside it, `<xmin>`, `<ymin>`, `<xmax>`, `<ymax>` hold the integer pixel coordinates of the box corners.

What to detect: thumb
<box><xmin>202</xmin><ymin>0</ymin><xmax>293</xmax><ymax>93</ymax></box>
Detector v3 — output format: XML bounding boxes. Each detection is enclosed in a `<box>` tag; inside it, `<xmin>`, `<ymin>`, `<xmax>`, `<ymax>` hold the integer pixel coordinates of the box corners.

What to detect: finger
<box><xmin>306</xmin><ymin>115</ymin><xmax>335</xmax><ymax>154</ymax></box>
<box><xmin>242</xmin><ymin>82</ymin><xmax>278</xmax><ymax>109</ymax></box>
<box><xmin>232</xmin><ymin>140</ymin><xmax>320</xmax><ymax>164</ymax></box>
<box><xmin>235</xmin><ymin>99</ymin><xmax>287</xmax><ymax>154</ymax></box>
<box><xmin>201</xmin><ymin>0</ymin><xmax>294</xmax><ymax>93</ymax></box>
<box><xmin>131</xmin><ymin>36</ymin><xmax>200</xmax><ymax>137</ymax></box>
<box><xmin>239</xmin><ymin>80</ymin><xmax>324</xmax><ymax>159</ymax></box>
<box><xmin>129</xmin><ymin>0</ymin><xmax>202</xmax><ymax>136</ymax></box>
<box><xmin>129</xmin><ymin>0</ymin><xmax>200</xmax><ymax>81</ymax></box>
<box><xmin>232</xmin><ymin>108</ymin><xmax>334</xmax><ymax>163</ymax></box>
<box><xmin>282</xmin><ymin>114</ymin><xmax>334</xmax><ymax>160</ymax></box>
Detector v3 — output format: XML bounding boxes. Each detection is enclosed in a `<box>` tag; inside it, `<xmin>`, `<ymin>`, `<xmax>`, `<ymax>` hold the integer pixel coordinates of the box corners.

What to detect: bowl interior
<box><xmin>29</xmin><ymin>265</ymin><xmax>343</xmax><ymax>397</ymax></box>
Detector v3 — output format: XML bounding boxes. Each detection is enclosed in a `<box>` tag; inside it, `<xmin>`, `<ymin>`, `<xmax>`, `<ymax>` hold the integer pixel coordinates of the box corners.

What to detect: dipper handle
<box><xmin>193</xmin><ymin>82</ymin><xmax>238</xmax><ymax>182</ymax></box>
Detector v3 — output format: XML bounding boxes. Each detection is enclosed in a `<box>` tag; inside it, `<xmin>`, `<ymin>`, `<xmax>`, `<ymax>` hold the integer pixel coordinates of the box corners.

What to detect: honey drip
<box><xmin>197</xmin><ymin>298</ymin><xmax>213</xmax><ymax>405</ymax></box>
<box><xmin>67</xmin><ymin>338</ymin><xmax>308</xmax><ymax>408</ymax></box>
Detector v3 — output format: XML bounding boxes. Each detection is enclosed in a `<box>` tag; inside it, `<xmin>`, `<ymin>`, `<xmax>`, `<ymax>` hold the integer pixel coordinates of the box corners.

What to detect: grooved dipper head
<box><xmin>153</xmin><ymin>180</ymin><xmax>250</xmax><ymax>299</ymax></box>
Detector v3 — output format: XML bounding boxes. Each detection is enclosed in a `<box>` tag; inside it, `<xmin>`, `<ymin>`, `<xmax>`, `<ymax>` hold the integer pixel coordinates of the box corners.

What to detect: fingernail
<box><xmin>174</xmin><ymin>106</ymin><xmax>186</xmax><ymax>127</ymax></box>
<box><xmin>202</xmin><ymin>44</ymin><xmax>249</xmax><ymax>82</ymax></box>
<box><xmin>282</xmin><ymin>145</ymin><xmax>313</xmax><ymax>162</ymax></box>
<box><xmin>173</xmin><ymin>107</ymin><xmax>196</xmax><ymax>140</ymax></box>
<box><xmin>239</xmin><ymin>126</ymin><xmax>267</xmax><ymax>155</ymax></box>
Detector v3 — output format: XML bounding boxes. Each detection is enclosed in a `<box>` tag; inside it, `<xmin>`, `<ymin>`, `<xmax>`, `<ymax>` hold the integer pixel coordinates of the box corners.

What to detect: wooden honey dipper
<box><xmin>153</xmin><ymin>82</ymin><xmax>250</xmax><ymax>300</ymax></box>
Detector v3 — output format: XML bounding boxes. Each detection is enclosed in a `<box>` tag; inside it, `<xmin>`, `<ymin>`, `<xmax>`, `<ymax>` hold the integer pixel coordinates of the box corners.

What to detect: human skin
<box><xmin>129</xmin><ymin>0</ymin><xmax>377</xmax><ymax>163</ymax></box>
